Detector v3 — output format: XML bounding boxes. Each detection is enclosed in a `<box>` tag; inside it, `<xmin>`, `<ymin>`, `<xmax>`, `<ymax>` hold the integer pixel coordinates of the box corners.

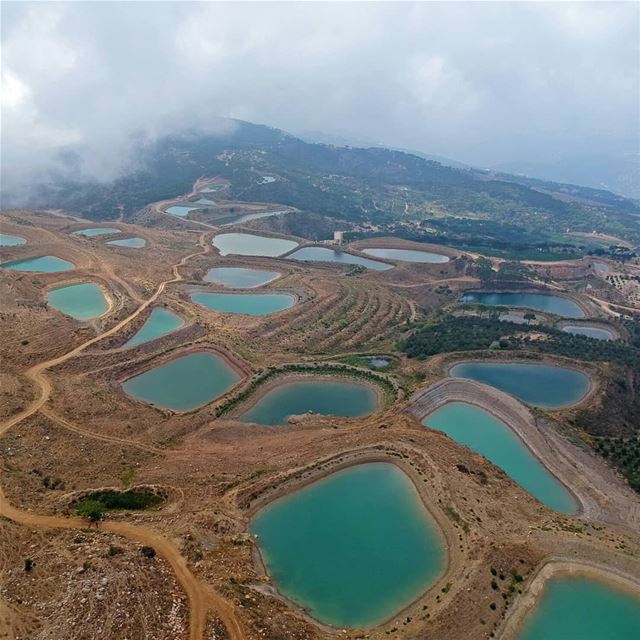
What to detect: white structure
<box><xmin>333</xmin><ymin>231</ymin><xmax>344</xmax><ymax>244</ymax></box>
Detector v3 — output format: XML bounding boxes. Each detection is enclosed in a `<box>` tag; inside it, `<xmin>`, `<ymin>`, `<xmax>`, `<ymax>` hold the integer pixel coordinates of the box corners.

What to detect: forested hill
<box><xmin>10</xmin><ymin>119</ymin><xmax>640</xmax><ymax>242</ymax></box>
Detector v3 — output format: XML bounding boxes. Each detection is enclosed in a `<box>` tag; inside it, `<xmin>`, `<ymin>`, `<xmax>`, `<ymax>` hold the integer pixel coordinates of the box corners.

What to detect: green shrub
<box><xmin>76</xmin><ymin>499</ymin><xmax>106</xmax><ymax>522</ymax></box>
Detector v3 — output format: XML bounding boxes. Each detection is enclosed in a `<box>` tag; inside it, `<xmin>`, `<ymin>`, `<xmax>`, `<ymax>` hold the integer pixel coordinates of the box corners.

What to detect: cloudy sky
<box><xmin>2</xmin><ymin>1</ymin><xmax>639</xmax><ymax>195</ymax></box>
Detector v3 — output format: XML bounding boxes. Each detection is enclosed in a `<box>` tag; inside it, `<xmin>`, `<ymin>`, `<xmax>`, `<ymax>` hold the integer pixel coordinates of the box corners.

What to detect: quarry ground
<box><xmin>1</xmin><ymin>202</ymin><xmax>639</xmax><ymax>640</ymax></box>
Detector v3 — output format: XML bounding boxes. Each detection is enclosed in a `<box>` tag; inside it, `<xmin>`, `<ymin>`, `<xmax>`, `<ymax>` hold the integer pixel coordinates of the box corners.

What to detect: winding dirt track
<box><xmin>0</xmin><ymin>232</ymin><xmax>246</xmax><ymax>640</ymax></box>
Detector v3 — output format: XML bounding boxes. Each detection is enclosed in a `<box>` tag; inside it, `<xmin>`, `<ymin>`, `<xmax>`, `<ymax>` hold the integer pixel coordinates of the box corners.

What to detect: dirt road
<box><xmin>0</xmin><ymin>232</ymin><xmax>246</xmax><ymax>640</ymax></box>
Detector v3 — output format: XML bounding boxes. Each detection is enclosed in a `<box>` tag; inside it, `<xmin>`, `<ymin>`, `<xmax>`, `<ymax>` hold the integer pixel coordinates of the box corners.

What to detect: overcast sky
<box><xmin>2</xmin><ymin>1</ymin><xmax>639</xmax><ymax>194</ymax></box>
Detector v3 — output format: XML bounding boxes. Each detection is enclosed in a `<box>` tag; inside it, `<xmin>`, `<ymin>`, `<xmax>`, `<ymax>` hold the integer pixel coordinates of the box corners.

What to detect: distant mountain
<box><xmin>492</xmin><ymin>152</ymin><xmax>640</xmax><ymax>201</ymax></box>
<box><xmin>296</xmin><ymin>129</ymin><xmax>472</xmax><ymax>170</ymax></box>
<box><xmin>300</xmin><ymin>129</ymin><xmax>640</xmax><ymax>202</ymax></box>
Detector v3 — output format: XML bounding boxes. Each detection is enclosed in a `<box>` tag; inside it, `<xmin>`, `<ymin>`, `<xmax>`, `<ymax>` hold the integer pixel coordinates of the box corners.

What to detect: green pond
<box><xmin>73</xmin><ymin>227</ymin><xmax>121</xmax><ymax>237</ymax></box>
<box><xmin>1</xmin><ymin>255</ymin><xmax>75</xmax><ymax>272</ymax></box>
<box><xmin>107</xmin><ymin>237</ymin><xmax>146</xmax><ymax>248</ymax></box>
<box><xmin>562</xmin><ymin>324</ymin><xmax>614</xmax><ymax>341</ymax></box>
<box><xmin>204</xmin><ymin>267</ymin><xmax>280</xmax><ymax>288</ymax></box>
<box><xmin>424</xmin><ymin>403</ymin><xmax>576</xmax><ymax>513</ymax></box>
<box><xmin>239</xmin><ymin>379</ymin><xmax>378</xmax><ymax>425</ymax></box>
<box><xmin>362</xmin><ymin>247</ymin><xmax>449</xmax><ymax>263</ymax></box>
<box><xmin>517</xmin><ymin>575</ymin><xmax>640</xmax><ymax>640</ymax></box>
<box><xmin>287</xmin><ymin>246</ymin><xmax>393</xmax><ymax>271</ymax></box>
<box><xmin>0</xmin><ymin>233</ymin><xmax>26</xmax><ymax>246</ymax></box>
<box><xmin>462</xmin><ymin>292</ymin><xmax>584</xmax><ymax>318</ymax></box>
<box><xmin>250</xmin><ymin>463</ymin><xmax>445</xmax><ymax>627</ymax></box>
<box><xmin>122</xmin><ymin>351</ymin><xmax>240</xmax><ymax>411</ymax></box>
<box><xmin>47</xmin><ymin>283</ymin><xmax>110</xmax><ymax>321</ymax></box>
<box><xmin>123</xmin><ymin>308</ymin><xmax>183</xmax><ymax>348</ymax></box>
<box><xmin>212</xmin><ymin>232</ymin><xmax>298</xmax><ymax>257</ymax></box>
<box><xmin>191</xmin><ymin>292</ymin><xmax>295</xmax><ymax>316</ymax></box>
<box><xmin>450</xmin><ymin>362</ymin><xmax>590</xmax><ymax>408</ymax></box>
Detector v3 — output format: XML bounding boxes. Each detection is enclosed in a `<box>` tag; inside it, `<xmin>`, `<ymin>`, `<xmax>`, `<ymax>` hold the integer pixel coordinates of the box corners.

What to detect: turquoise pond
<box><xmin>450</xmin><ymin>362</ymin><xmax>590</xmax><ymax>408</ymax></box>
<box><xmin>107</xmin><ymin>237</ymin><xmax>146</xmax><ymax>248</ymax></box>
<box><xmin>362</xmin><ymin>247</ymin><xmax>449</xmax><ymax>263</ymax></box>
<box><xmin>122</xmin><ymin>352</ymin><xmax>240</xmax><ymax>411</ymax></box>
<box><xmin>191</xmin><ymin>292</ymin><xmax>295</xmax><ymax>316</ymax></box>
<box><xmin>287</xmin><ymin>246</ymin><xmax>393</xmax><ymax>271</ymax></box>
<box><xmin>239</xmin><ymin>379</ymin><xmax>378</xmax><ymax>425</ymax></box>
<box><xmin>462</xmin><ymin>292</ymin><xmax>584</xmax><ymax>318</ymax></box>
<box><xmin>1</xmin><ymin>255</ymin><xmax>75</xmax><ymax>272</ymax></box>
<box><xmin>165</xmin><ymin>205</ymin><xmax>202</xmax><ymax>217</ymax></box>
<box><xmin>562</xmin><ymin>325</ymin><xmax>614</xmax><ymax>341</ymax></box>
<box><xmin>47</xmin><ymin>283</ymin><xmax>109</xmax><ymax>321</ymax></box>
<box><xmin>213</xmin><ymin>233</ymin><xmax>298</xmax><ymax>257</ymax></box>
<box><xmin>424</xmin><ymin>403</ymin><xmax>576</xmax><ymax>513</ymax></box>
<box><xmin>250</xmin><ymin>463</ymin><xmax>445</xmax><ymax>627</ymax></box>
<box><xmin>517</xmin><ymin>575</ymin><xmax>640</xmax><ymax>640</ymax></box>
<box><xmin>0</xmin><ymin>233</ymin><xmax>26</xmax><ymax>246</ymax></box>
<box><xmin>123</xmin><ymin>308</ymin><xmax>184</xmax><ymax>348</ymax></box>
<box><xmin>204</xmin><ymin>267</ymin><xmax>280</xmax><ymax>289</ymax></box>
<box><xmin>73</xmin><ymin>227</ymin><xmax>121</xmax><ymax>237</ymax></box>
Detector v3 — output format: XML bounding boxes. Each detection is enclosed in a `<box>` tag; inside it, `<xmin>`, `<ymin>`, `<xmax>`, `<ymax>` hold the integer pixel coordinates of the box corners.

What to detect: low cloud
<box><xmin>2</xmin><ymin>1</ymin><xmax>638</xmax><ymax>193</ymax></box>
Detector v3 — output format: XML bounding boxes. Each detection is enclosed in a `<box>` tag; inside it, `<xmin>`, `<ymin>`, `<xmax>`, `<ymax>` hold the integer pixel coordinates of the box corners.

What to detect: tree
<box><xmin>523</xmin><ymin>312</ymin><xmax>536</xmax><ymax>324</ymax></box>
<box><xmin>76</xmin><ymin>499</ymin><xmax>105</xmax><ymax>523</ymax></box>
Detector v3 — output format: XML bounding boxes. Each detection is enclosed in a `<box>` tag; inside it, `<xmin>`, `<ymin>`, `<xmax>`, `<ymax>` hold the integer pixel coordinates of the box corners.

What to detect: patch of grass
<box><xmin>119</xmin><ymin>466</ymin><xmax>136</xmax><ymax>489</ymax></box>
<box><xmin>445</xmin><ymin>505</ymin><xmax>470</xmax><ymax>533</ymax></box>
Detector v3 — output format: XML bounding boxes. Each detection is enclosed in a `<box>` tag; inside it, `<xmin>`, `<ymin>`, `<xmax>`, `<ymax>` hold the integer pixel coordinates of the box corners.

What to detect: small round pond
<box><xmin>516</xmin><ymin>575</ymin><xmax>640</xmax><ymax>640</ymax></box>
<box><xmin>165</xmin><ymin>205</ymin><xmax>203</xmax><ymax>217</ymax></box>
<box><xmin>239</xmin><ymin>378</ymin><xmax>378</xmax><ymax>425</ymax></box>
<box><xmin>424</xmin><ymin>402</ymin><xmax>577</xmax><ymax>513</ymax></box>
<box><xmin>221</xmin><ymin>210</ymin><xmax>289</xmax><ymax>226</ymax></box>
<box><xmin>204</xmin><ymin>267</ymin><xmax>281</xmax><ymax>289</ymax></box>
<box><xmin>287</xmin><ymin>246</ymin><xmax>392</xmax><ymax>271</ymax></box>
<box><xmin>0</xmin><ymin>233</ymin><xmax>26</xmax><ymax>246</ymax></box>
<box><xmin>212</xmin><ymin>233</ymin><xmax>298</xmax><ymax>257</ymax></box>
<box><xmin>123</xmin><ymin>308</ymin><xmax>184</xmax><ymax>348</ymax></box>
<box><xmin>122</xmin><ymin>351</ymin><xmax>241</xmax><ymax>411</ymax></box>
<box><xmin>462</xmin><ymin>292</ymin><xmax>585</xmax><ymax>318</ymax></box>
<box><xmin>191</xmin><ymin>292</ymin><xmax>295</xmax><ymax>316</ymax></box>
<box><xmin>47</xmin><ymin>283</ymin><xmax>110</xmax><ymax>321</ymax></box>
<box><xmin>73</xmin><ymin>227</ymin><xmax>121</xmax><ymax>237</ymax></box>
<box><xmin>562</xmin><ymin>325</ymin><xmax>614</xmax><ymax>341</ymax></box>
<box><xmin>250</xmin><ymin>462</ymin><xmax>445</xmax><ymax>628</ymax></box>
<box><xmin>1</xmin><ymin>255</ymin><xmax>75</xmax><ymax>273</ymax></box>
<box><xmin>450</xmin><ymin>362</ymin><xmax>590</xmax><ymax>408</ymax></box>
<box><xmin>361</xmin><ymin>247</ymin><xmax>449</xmax><ymax>263</ymax></box>
<box><xmin>107</xmin><ymin>237</ymin><xmax>146</xmax><ymax>248</ymax></box>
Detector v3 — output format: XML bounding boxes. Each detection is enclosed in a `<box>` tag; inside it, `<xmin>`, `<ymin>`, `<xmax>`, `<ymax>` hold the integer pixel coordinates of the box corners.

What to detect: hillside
<box><xmin>7</xmin><ymin>120</ymin><xmax>640</xmax><ymax>253</ymax></box>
